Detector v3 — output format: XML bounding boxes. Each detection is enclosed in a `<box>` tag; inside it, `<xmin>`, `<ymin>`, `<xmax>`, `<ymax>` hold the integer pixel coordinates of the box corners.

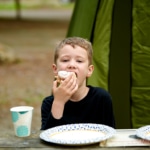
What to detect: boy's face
<box><xmin>52</xmin><ymin>44</ymin><xmax>94</xmax><ymax>86</ymax></box>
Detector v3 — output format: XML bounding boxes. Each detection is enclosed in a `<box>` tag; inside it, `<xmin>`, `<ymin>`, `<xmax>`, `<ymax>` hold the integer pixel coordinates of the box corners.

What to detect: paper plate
<box><xmin>136</xmin><ymin>125</ymin><xmax>150</xmax><ymax>141</ymax></box>
<box><xmin>40</xmin><ymin>123</ymin><xmax>116</xmax><ymax>146</ymax></box>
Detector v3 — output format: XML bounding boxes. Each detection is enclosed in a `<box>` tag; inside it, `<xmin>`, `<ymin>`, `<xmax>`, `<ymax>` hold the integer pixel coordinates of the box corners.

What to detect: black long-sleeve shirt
<box><xmin>41</xmin><ymin>86</ymin><xmax>115</xmax><ymax>130</ymax></box>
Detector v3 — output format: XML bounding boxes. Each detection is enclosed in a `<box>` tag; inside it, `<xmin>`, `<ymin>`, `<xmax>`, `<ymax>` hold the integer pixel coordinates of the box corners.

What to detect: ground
<box><xmin>0</xmin><ymin>18</ymin><xmax>70</xmax><ymax>131</ymax></box>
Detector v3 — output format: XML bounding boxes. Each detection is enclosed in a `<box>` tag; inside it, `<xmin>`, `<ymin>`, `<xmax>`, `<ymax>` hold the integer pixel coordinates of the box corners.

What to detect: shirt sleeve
<box><xmin>41</xmin><ymin>96</ymin><xmax>67</xmax><ymax>130</ymax></box>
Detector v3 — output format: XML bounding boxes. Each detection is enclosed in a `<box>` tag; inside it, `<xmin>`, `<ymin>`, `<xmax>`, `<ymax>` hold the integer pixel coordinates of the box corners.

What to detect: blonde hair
<box><xmin>54</xmin><ymin>37</ymin><xmax>93</xmax><ymax>65</ymax></box>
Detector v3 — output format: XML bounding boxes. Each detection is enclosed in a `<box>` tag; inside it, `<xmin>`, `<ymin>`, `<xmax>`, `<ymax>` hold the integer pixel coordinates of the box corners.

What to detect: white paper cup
<box><xmin>10</xmin><ymin>106</ymin><xmax>34</xmax><ymax>137</ymax></box>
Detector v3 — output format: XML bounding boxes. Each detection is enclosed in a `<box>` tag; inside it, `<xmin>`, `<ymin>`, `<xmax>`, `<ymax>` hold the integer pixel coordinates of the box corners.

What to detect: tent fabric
<box><xmin>67</xmin><ymin>0</ymin><xmax>100</xmax><ymax>39</ymax></box>
<box><xmin>67</xmin><ymin>0</ymin><xmax>115</xmax><ymax>90</ymax></box>
<box><xmin>67</xmin><ymin>0</ymin><xmax>150</xmax><ymax>128</ymax></box>
<box><xmin>87</xmin><ymin>0</ymin><xmax>115</xmax><ymax>90</ymax></box>
<box><xmin>131</xmin><ymin>0</ymin><xmax>150</xmax><ymax>128</ymax></box>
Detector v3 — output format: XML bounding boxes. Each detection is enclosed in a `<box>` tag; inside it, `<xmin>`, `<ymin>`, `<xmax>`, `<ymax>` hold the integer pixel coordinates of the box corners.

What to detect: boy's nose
<box><xmin>68</xmin><ymin>60</ymin><xmax>76</xmax><ymax>68</ymax></box>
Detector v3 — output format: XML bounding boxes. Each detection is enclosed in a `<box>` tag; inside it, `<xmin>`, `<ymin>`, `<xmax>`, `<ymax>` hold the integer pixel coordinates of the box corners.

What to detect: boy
<box><xmin>41</xmin><ymin>37</ymin><xmax>115</xmax><ymax>130</ymax></box>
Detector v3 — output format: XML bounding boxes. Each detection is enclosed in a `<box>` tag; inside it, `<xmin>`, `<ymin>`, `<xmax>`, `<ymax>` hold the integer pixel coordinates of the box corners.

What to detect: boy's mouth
<box><xmin>70</xmin><ymin>72</ymin><xmax>77</xmax><ymax>78</ymax></box>
<box><xmin>73</xmin><ymin>72</ymin><xmax>77</xmax><ymax>77</ymax></box>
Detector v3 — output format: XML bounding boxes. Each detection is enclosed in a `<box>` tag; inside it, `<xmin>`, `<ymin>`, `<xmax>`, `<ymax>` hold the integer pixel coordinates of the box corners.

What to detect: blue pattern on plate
<box><xmin>136</xmin><ymin>125</ymin><xmax>150</xmax><ymax>141</ymax></box>
<box><xmin>40</xmin><ymin>123</ymin><xmax>116</xmax><ymax>146</ymax></box>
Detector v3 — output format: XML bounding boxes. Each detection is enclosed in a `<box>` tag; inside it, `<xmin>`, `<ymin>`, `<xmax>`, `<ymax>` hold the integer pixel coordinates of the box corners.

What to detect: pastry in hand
<box><xmin>58</xmin><ymin>71</ymin><xmax>71</xmax><ymax>80</ymax></box>
<box><xmin>55</xmin><ymin>71</ymin><xmax>76</xmax><ymax>85</ymax></box>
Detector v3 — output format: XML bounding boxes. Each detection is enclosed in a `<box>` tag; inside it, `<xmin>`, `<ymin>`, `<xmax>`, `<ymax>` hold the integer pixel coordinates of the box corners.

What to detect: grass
<box><xmin>0</xmin><ymin>3</ymin><xmax>16</xmax><ymax>10</ymax></box>
<box><xmin>0</xmin><ymin>1</ymin><xmax>74</xmax><ymax>10</ymax></box>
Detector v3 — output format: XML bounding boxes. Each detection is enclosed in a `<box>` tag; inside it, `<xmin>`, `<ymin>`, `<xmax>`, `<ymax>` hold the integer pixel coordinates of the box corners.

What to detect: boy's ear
<box><xmin>87</xmin><ymin>65</ymin><xmax>94</xmax><ymax>77</ymax></box>
<box><xmin>52</xmin><ymin>64</ymin><xmax>58</xmax><ymax>74</ymax></box>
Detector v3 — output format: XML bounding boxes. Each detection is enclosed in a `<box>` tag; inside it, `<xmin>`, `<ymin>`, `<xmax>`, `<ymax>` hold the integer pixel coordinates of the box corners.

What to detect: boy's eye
<box><xmin>62</xmin><ymin>59</ymin><xmax>69</xmax><ymax>62</ymax></box>
<box><xmin>77</xmin><ymin>60</ymin><xmax>83</xmax><ymax>63</ymax></box>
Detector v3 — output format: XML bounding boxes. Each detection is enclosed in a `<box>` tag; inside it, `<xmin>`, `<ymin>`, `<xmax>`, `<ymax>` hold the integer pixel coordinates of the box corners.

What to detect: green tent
<box><xmin>67</xmin><ymin>0</ymin><xmax>150</xmax><ymax>129</ymax></box>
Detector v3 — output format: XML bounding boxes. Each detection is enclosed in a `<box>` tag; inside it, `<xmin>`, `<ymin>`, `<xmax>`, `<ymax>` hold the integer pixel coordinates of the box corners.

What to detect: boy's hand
<box><xmin>53</xmin><ymin>72</ymin><xmax>78</xmax><ymax>103</ymax></box>
<box><xmin>51</xmin><ymin>73</ymin><xmax>78</xmax><ymax>119</ymax></box>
